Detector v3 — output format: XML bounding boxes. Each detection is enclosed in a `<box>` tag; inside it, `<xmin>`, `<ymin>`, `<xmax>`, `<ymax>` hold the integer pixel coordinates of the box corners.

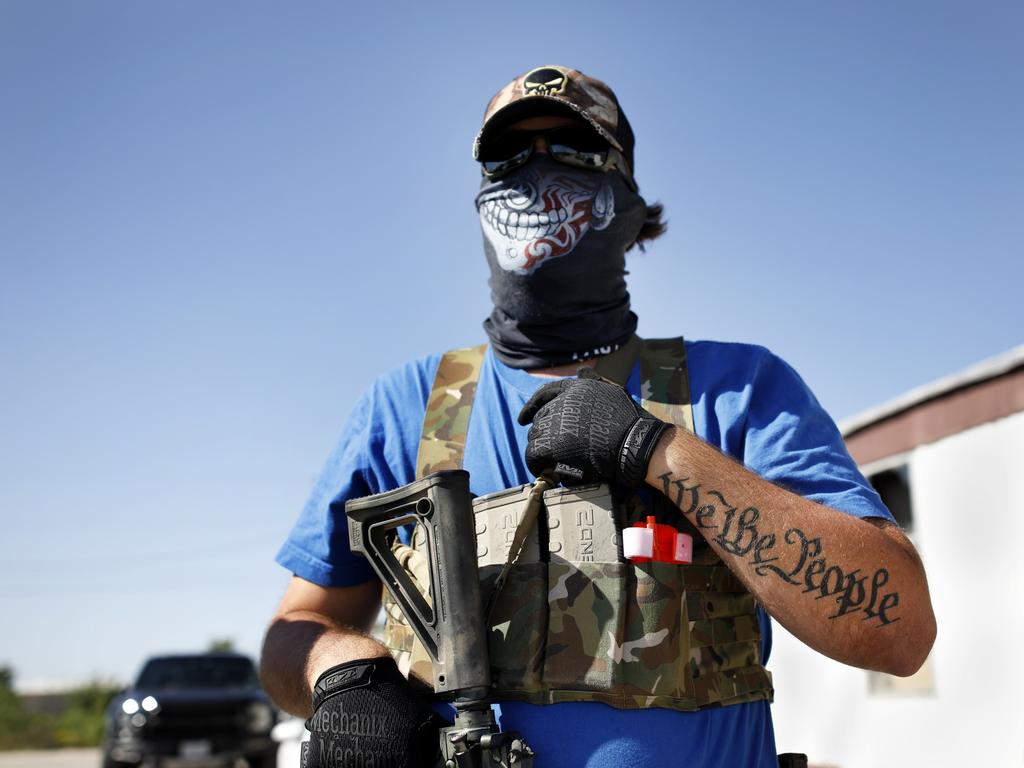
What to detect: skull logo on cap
<box><xmin>523</xmin><ymin>67</ymin><xmax>568</xmax><ymax>96</ymax></box>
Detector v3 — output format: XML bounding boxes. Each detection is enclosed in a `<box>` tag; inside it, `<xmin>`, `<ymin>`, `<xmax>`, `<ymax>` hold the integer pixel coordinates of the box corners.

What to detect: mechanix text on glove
<box><xmin>303</xmin><ymin>656</ymin><xmax>441</xmax><ymax>768</ymax></box>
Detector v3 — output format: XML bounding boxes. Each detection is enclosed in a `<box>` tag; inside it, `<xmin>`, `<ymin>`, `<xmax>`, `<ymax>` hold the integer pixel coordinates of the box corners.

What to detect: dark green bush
<box><xmin>0</xmin><ymin>666</ymin><xmax>120</xmax><ymax>750</ymax></box>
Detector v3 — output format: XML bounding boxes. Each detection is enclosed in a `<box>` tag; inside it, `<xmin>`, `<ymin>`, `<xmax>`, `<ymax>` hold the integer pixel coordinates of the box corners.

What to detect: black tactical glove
<box><xmin>303</xmin><ymin>657</ymin><xmax>441</xmax><ymax>768</ymax></box>
<box><xmin>517</xmin><ymin>367</ymin><xmax>671</xmax><ymax>486</ymax></box>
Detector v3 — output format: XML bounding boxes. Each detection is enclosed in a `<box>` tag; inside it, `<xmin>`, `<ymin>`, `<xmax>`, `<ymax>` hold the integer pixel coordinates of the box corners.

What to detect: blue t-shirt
<box><xmin>277</xmin><ymin>341</ymin><xmax>892</xmax><ymax>768</ymax></box>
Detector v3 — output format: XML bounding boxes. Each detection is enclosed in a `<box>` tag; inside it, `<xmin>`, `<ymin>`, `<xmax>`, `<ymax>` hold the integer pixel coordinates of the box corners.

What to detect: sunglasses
<box><xmin>479</xmin><ymin>127</ymin><xmax>636</xmax><ymax>190</ymax></box>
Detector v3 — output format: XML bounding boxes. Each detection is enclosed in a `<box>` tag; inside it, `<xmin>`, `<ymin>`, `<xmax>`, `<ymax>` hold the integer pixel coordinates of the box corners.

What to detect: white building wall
<box><xmin>771</xmin><ymin>410</ymin><xmax>1024</xmax><ymax>767</ymax></box>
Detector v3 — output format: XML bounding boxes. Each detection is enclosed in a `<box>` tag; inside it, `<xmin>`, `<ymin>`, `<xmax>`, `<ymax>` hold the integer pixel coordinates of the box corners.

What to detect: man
<box><xmin>261</xmin><ymin>65</ymin><xmax>936</xmax><ymax>767</ymax></box>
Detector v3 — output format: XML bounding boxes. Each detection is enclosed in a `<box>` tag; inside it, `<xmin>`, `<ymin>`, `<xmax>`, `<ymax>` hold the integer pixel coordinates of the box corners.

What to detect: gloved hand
<box><xmin>517</xmin><ymin>367</ymin><xmax>671</xmax><ymax>487</ymax></box>
<box><xmin>303</xmin><ymin>657</ymin><xmax>441</xmax><ymax>768</ymax></box>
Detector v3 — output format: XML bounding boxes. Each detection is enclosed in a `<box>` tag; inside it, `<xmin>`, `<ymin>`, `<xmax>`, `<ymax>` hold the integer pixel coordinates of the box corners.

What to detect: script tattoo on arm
<box><xmin>659</xmin><ymin>472</ymin><xmax>901</xmax><ymax>626</ymax></box>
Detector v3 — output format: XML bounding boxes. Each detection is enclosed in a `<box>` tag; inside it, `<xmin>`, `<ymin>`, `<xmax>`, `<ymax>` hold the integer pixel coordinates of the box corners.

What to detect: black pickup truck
<box><xmin>102</xmin><ymin>652</ymin><xmax>277</xmax><ymax>768</ymax></box>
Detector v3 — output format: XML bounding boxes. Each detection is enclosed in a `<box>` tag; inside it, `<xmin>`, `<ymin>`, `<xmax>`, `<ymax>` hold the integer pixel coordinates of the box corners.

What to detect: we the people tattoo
<box><xmin>659</xmin><ymin>472</ymin><xmax>901</xmax><ymax>626</ymax></box>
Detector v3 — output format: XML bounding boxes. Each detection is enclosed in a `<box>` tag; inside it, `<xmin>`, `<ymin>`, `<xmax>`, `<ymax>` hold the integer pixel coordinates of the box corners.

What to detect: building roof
<box><xmin>840</xmin><ymin>345</ymin><xmax>1024</xmax><ymax>437</ymax></box>
<box><xmin>840</xmin><ymin>345</ymin><xmax>1024</xmax><ymax>467</ymax></box>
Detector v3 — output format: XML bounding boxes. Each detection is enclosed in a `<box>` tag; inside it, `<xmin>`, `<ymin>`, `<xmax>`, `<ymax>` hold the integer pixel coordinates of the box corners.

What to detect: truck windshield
<box><xmin>136</xmin><ymin>657</ymin><xmax>259</xmax><ymax>690</ymax></box>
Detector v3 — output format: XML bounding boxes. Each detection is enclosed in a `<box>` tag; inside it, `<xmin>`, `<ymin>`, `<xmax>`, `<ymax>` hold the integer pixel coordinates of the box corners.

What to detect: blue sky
<box><xmin>1</xmin><ymin>1</ymin><xmax>1021</xmax><ymax>688</ymax></box>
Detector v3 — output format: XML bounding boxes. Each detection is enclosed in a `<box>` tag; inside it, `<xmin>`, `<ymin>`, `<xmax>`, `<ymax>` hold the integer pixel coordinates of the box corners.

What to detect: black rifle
<box><xmin>346</xmin><ymin>470</ymin><xmax>534</xmax><ymax>767</ymax></box>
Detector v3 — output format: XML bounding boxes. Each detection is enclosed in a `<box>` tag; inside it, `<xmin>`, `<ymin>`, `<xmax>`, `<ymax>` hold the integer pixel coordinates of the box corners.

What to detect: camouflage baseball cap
<box><xmin>474</xmin><ymin>65</ymin><xmax>636</xmax><ymax>172</ymax></box>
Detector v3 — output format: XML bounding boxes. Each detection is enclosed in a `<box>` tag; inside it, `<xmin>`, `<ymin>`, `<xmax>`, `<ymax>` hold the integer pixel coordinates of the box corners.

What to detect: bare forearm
<box><xmin>261</xmin><ymin>612</ymin><xmax>388</xmax><ymax>717</ymax></box>
<box><xmin>260</xmin><ymin>578</ymin><xmax>390</xmax><ymax>717</ymax></box>
<box><xmin>647</xmin><ymin>426</ymin><xmax>937</xmax><ymax>675</ymax></box>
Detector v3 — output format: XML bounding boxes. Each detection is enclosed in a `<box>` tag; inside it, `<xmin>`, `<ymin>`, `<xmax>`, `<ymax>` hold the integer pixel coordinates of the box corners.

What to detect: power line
<box><xmin>0</xmin><ymin>539</ymin><xmax>278</xmax><ymax>571</ymax></box>
<box><xmin>0</xmin><ymin>581</ymin><xmax>282</xmax><ymax>598</ymax></box>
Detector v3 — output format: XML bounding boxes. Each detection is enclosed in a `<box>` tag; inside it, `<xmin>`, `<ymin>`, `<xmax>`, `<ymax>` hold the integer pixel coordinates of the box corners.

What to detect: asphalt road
<box><xmin>0</xmin><ymin>749</ymin><xmax>100</xmax><ymax>768</ymax></box>
<box><xmin>0</xmin><ymin>747</ymin><xmax>300</xmax><ymax>768</ymax></box>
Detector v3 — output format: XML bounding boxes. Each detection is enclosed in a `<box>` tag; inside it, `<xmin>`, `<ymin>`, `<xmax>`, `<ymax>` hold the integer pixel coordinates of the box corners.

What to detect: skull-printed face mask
<box><xmin>478</xmin><ymin>162</ymin><xmax>616</xmax><ymax>275</ymax></box>
<box><xmin>475</xmin><ymin>155</ymin><xmax>647</xmax><ymax>369</ymax></box>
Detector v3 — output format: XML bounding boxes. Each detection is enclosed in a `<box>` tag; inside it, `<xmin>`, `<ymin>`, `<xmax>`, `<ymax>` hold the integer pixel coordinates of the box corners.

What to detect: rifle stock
<box><xmin>345</xmin><ymin>470</ymin><xmax>534</xmax><ymax>766</ymax></box>
<box><xmin>345</xmin><ymin>470</ymin><xmax>490</xmax><ymax>698</ymax></box>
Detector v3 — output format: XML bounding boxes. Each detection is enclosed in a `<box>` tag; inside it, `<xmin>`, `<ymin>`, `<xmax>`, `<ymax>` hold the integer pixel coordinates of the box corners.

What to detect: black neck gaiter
<box><xmin>475</xmin><ymin>156</ymin><xmax>647</xmax><ymax>369</ymax></box>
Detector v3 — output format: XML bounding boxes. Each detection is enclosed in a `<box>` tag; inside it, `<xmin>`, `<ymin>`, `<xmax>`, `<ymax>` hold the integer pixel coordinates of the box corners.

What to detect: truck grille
<box><xmin>146</xmin><ymin>700</ymin><xmax>248</xmax><ymax>737</ymax></box>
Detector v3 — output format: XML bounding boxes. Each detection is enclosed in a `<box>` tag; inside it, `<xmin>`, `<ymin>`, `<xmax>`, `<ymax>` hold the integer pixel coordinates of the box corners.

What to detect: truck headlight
<box><xmin>246</xmin><ymin>701</ymin><xmax>274</xmax><ymax>733</ymax></box>
<box><xmin>117</xmin><ymin>700</ymin><xmax>149</xmax><ymax>730</ymax></box>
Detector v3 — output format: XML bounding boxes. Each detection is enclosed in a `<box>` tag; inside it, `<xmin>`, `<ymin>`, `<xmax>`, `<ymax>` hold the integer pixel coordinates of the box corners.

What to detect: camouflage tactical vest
<box><xmin>383</xmin><ymin>338</ymin><xmax>774</xmax><ymax>711</ymax></box>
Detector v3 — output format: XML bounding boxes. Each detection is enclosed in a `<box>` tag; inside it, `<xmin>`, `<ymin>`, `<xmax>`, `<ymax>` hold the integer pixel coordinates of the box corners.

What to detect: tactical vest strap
<box><xmin>638</xmin><ymin>337</ymin><xmax>695</xmax><ymax>432</ymax></box>
<box><xmin>593</xmin><ymin>334</ymin><xmax>642</xmax><ymax>386</ymax></box>
<box><xmin>382</xmin><ymin>527</ymin><xmax>435</xmax><ymax>688</ymax></box>
<box><xmin>415</xmin><ymin>344</ymin><xmax>487</xmax><ymax>479</ymax></box>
